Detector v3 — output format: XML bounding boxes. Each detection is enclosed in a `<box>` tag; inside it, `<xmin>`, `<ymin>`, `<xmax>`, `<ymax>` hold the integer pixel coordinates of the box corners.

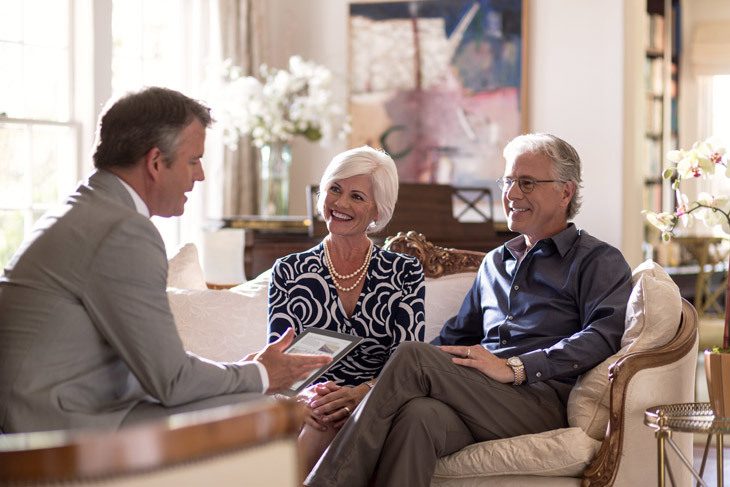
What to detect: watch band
<box><xmin>507</xmin><ymin>357</ymin><xmax>526</xmax><ymax>386</ymax></box>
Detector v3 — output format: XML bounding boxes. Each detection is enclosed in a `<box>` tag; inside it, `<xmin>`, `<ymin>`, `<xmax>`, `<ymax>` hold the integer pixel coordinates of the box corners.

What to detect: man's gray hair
<box><xmin>502</xmin><ymin>133</ymin><xmax>583</xmax><ymax>219</ymax></box>
<box><xmin>317</xmin><ymin>146</ymin><xmax>398</xmax><ymax>233</ymax></box>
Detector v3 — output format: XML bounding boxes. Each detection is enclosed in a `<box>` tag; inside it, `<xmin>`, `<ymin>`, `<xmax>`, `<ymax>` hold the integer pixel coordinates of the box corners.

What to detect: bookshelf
<box><xmin>644</xmin><ymin>0</ymin><xmax>680</xmax><ymax>259</ymax></box>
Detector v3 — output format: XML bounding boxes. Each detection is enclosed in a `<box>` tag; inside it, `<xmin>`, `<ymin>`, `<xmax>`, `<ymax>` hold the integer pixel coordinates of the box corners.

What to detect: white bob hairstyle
<box><xmin>316</xmin><ymin>145</ymin><xmax>398</xmax><ymax>234</ymax></box>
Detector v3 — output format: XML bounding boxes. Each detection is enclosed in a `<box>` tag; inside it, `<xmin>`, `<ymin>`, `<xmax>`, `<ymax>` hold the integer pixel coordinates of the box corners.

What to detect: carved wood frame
<box><xmin>384</xmin><ymin>231</ymin><xmax>486</xmax><ymax>278</ymax></box>
<box><xmin>581</xmin><ymin>299</ymin><xmax>698</xmax><ymax>486</ymax></box>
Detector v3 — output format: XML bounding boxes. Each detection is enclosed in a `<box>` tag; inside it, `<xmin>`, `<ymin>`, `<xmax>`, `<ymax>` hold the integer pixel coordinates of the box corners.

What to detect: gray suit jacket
<box><xmin>0</xmin><ymin>170</ymin><xmax>263</xmax><ymax>433</ymax></box>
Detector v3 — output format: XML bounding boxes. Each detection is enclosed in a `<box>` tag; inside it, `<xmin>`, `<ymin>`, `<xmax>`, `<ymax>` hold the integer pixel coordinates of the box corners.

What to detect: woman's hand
<box><xmin>307</xmin><ymin>381</ymin><xmax>371</xmax><ymax>429</ymax></box>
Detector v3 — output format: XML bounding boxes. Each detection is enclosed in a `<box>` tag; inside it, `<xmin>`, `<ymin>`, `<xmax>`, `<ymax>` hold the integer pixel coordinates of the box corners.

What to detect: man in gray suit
<box><xmin>0</xmin><ymin>87</ymin><xmax>330</xmax><ymax>433</ymax></box>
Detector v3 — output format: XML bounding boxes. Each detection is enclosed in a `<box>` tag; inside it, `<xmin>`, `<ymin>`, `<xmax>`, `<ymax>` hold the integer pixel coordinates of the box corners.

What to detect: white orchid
<box><xmin>645</xmin><ymin>137</ymin><xmax>729</xmax><ymax>240</ymax></box>
<box><xmin>216</xmin><ymin>56</ymin><xmax>348</xmax><ymax>149</ymax></box>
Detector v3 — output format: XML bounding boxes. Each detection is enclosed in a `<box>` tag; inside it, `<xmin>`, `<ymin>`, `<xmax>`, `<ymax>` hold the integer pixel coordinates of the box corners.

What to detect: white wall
<box><xmin>526</xmin><ymin>0</ymin><xmax>629</xmax><ymax>255</ymax></box>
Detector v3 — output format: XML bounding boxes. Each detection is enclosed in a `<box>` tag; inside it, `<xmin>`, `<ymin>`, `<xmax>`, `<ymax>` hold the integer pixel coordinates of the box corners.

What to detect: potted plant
<box><xmin>644</xmin><ymin>138</ymin><xmax>730</xmax><ymax>416</ymax></box>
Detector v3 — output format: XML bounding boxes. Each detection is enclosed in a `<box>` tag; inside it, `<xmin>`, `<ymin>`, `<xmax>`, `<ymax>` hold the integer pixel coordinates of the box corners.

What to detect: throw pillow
<box><xmin>433</xmin><ymin>427</ymin><xmax>601</xmax><ymax>479</ymax></box>
<box><xmin>423</xmin><ymin>272</ymin><xmax>476</xmax><ymax>342</ymax></box>
<box><xmin>169</xmin><ymin>271</ymin><xmax>272</xmax><ymax>361</ymax></box>
<box><xmin>167</xmin><ymin>243</ymin><xmax>207</xmax><ymax>290</ymax></box>
<box><xmin>567</xmin><ymin>259</ymin><xmax>682</xmax><ymax>440</ymax></box>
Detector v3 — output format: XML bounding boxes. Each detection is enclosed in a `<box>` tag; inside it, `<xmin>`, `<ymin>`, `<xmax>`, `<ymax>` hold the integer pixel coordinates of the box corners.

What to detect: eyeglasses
<box><xmin>496</xmin><ymin>177</ymin><xmax>564</xmax><ymax>194</ymax></box>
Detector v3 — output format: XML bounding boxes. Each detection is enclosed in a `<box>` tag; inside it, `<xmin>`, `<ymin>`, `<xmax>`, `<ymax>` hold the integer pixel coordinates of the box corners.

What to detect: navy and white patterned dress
<box><xmin>267</xmin><ymin>243</ymin><xmax>425</xmax><ymax>386</ymax></box>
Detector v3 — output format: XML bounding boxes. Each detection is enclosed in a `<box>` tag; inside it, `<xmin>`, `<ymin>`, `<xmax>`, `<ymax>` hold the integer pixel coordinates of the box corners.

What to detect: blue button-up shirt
<box><xmin>432</xmin><ymin>224</ymin><xmax>632</xmax><ymax>386</ymax></box>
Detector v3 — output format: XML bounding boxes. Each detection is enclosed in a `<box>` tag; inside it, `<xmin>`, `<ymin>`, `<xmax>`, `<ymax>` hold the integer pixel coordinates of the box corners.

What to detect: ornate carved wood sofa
<box><xmin>164</xmin><ymin>231</ymin><xmax>700</xmax><ymax>486</ymax></box>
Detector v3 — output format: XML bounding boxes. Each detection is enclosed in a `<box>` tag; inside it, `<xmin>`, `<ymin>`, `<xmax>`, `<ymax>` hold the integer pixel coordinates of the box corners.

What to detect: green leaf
<box><xmin>301</xmin><ymin>127</ymin><xmax>322</xmax><ymax>142</ymax></box>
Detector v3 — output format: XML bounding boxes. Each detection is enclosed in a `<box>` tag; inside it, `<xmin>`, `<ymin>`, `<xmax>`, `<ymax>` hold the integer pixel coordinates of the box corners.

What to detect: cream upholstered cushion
<box><xmin>171</xmin><ymin>270</ymin><xmax>474</xmax><ymax>361</ymax></box>
<box><xmin>167</xmin><ymin>243</ymin><xmax>208</xmax><ymax>290</ymax></box>
<box><xmin>567</xmin><ymin>259</ymin><xmax>682</xmax><ymax>439</ymax></box>
<box><xmin>424</xmin><ymin>273</ymin><xmax>476</xmax><ymax>342</ymax></box>
<box><xmin>169</xmin><ymin>272</ymin><xmax>271</xmax><ymax>362</ymax></box>
<box><xmin>434</xmin><ymin>427</ymin><xmax>601</xmax><ymax>479</ymax></box>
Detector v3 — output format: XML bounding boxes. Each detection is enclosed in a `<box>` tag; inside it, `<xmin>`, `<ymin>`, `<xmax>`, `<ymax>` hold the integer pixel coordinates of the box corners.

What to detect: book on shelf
<box><xmin>644</xmin><ymin>138</ymin><xmax>663</xmax><ymax>177</ymax></box>
<box><xmin>645</xmin><ymin>13</ymin><xmax>665</xmax><ymax>53</ymax></box>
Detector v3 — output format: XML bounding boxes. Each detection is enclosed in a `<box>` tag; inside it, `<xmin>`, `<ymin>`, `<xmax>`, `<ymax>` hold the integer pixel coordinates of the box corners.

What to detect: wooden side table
<box><xmin>645</xmin><ymin>402</ymin><xmax>729</xmax><ymax>487</ymax></box>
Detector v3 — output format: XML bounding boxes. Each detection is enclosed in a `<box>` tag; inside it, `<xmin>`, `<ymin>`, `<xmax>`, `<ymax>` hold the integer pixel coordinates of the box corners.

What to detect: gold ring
<box><xmin>466</xmin><ymin>348</ymin><xmax>471</xmax><ymax>359</ymax></box>
<box><xmin>343</xmin><ymin>406</ymin><xmax>351</xmax><ymax>415</ymax></box>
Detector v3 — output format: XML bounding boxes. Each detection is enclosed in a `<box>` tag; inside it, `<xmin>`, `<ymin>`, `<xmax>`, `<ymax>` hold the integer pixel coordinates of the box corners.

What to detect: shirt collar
<box><xmin>114</xmin><ymin>175</ymin><xmax>150</xmax><ymax>218</ymax></box>
<box><xmin>502</xmin><ymin>223</ymin><xmax>579</xmax><ymax>260</ymax></box>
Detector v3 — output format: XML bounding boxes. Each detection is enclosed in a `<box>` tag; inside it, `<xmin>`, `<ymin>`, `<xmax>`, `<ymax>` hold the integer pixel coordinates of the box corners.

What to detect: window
<box><xmin>709</xmin><ymin>75</ymin><xmax>730</xmax><ymax>198</ymax></box>
<box><xmin>111</xmin><ymin>0</ymin><xmax>219</xmax><ymax>256</ymax></box>
<box><xmin>0</xmin><ymin>0</ymin><xmax>221</xmax><ymax>268</ymax></box>
<box><xmin>0</xmin><ymin>0</ymin><xmax>79</xmax><ymax>268</ymax></box>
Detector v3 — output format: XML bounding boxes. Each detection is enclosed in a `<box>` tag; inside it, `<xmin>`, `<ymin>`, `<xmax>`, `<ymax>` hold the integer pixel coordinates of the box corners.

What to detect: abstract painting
<box><xmin>348</xmin><ymin>0</ymin><xmax>526</xmax><ymax>186</ymax></box>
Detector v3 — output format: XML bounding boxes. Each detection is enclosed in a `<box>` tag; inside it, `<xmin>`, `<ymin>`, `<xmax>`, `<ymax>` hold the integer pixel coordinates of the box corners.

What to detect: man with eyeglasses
<box><xmin>304</xmin><ymin>133</ymin><xmax>632</xmax><ymax>487</ymax></box>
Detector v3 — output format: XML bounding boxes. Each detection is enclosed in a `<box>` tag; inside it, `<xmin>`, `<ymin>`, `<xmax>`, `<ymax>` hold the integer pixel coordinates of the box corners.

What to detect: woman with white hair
<box><xmin>267</xmin><ymin>145</ymin><xmax>425</xmax><ymax>473</ymax></box>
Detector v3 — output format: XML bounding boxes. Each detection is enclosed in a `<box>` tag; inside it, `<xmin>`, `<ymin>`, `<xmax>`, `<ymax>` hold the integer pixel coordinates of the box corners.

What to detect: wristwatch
<box><xmin>506</xmin><ymin>356</ymin><xmax>526</xmax><ymax>386</ymax></box>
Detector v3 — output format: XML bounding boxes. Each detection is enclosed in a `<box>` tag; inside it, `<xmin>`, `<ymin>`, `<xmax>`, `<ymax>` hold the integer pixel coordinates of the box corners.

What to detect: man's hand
<box><xmin>254</xmin><ymin>328</ymin><xmax>332</xmax><ymax>393</ymax></box>
<box><xmin>438</xmin><ymin>345</ymin><xmax>514</xmax><ymax>384</ymax></box>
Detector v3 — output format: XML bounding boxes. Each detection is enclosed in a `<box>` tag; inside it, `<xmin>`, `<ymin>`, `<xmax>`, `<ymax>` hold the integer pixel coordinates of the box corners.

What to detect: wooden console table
<box><xmin>221</xmin><ymin>183</ymin><xmax>517</xmax><ymax>279</ymax></box>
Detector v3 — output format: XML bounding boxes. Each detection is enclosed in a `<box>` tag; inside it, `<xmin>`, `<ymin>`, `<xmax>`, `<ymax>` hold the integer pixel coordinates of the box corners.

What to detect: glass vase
<box><xmin>258</xmin><ymin>141</ymin><xmax>292</xmax><ymax>216</ymax></box>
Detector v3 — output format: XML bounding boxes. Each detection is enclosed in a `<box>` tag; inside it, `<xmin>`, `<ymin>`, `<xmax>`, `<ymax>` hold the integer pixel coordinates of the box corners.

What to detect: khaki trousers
<box><xmin>305</xmin><ymin>341</ymin><xmax>570</xmax><ymax>487</ymax></box>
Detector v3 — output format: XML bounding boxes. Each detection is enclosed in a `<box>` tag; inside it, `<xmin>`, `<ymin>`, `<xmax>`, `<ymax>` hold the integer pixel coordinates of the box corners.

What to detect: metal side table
<box><xmin>645</xmin><ymin>402</ymin><xmax>728</xmax><ymax>487</ymax></box>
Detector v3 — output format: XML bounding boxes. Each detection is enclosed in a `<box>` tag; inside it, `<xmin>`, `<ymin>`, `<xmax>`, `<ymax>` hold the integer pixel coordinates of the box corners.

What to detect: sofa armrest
<box><xmin>582</xmin><ymin>299</ymin><xmax>698</xmax><ymax>486</ymax></box>
<box><xmin>0</xmin><ymin>398</ymin><xmax>304</xmax><ymax>485</ymax></box>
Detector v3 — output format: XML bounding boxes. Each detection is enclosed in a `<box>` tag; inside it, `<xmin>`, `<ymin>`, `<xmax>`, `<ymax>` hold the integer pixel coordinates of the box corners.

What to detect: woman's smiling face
<box><xmin>322</xmin><ymin>174</ymin><xmax>378</xmax><ymax>237</ymax></box>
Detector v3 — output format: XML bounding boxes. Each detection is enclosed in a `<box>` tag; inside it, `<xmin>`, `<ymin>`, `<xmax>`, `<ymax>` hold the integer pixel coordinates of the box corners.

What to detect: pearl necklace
<box><xmin>324</xmin><ymin>240</ymin><xmax>373</xmax><ymax>292</ymax></box>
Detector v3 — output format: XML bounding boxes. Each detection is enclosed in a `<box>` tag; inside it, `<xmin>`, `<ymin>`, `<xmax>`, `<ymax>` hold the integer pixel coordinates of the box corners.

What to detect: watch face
<box><xmin>508</xmin><ymin>357</ymin><xmax>522</xmax><ymax>367</ymax></box>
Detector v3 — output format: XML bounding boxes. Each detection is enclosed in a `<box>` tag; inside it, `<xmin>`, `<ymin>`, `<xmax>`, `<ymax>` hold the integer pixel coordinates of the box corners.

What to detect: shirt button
<box><xmin>501</xmin><ymin>340</ymin><xmax>507</xmax><ymax>345</ymax></box>
<box><xmin>536</xmin><ymin>372</ymin><xmax>542</xmax><ymax>378</ymax></box>
<box><xmin>506</xmin><ymin>315</ymin><xmax>513</xmax><ymax>321</ymax></box>
<box><xmin>573</xmin><ymin>364</ymin><xmax>579</xmax><ymax>369</ymax></box>
<box><xmin>514</xmin><ymin>285</ymin><xmax>520</xmax><ymax>291</ymax></box>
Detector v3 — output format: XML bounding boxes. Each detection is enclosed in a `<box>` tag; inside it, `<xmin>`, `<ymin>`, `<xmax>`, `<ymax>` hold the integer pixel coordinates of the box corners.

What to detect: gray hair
<box><xmin>502</xmin><ymin>133</ymin><xmax>583</xmax><ymax>219</ymax></box>
<box><xmin>317</xmin><ymin>146</ymin><xmax>398</xmax><ymax>233</ymax></box>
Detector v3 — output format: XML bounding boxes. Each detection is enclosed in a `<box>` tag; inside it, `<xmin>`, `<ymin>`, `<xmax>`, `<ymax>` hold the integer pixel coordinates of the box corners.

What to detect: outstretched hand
<box><xmin>254</xmin><ymin>328</ymin><xmax>332</xmax><ymax>393</ymax></box>
<box><xmin>438</xmin><ymin>344</ymin><xmax>514</xmax><ymax>384</ymax></box>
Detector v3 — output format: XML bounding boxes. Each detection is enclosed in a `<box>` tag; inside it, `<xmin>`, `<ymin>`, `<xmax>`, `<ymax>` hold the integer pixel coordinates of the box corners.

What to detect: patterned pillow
<box><xmin>169</xmin><ymin>272</ymin><xmax>271</xmax><ymax>361</ymax></box>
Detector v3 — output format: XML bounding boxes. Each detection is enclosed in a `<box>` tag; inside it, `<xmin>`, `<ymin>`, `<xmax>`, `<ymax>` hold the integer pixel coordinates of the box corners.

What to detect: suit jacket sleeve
<box><xmin>83</xmin><ymin>215</ymin><xmax>263</xmax><ymax>406</ymax></box>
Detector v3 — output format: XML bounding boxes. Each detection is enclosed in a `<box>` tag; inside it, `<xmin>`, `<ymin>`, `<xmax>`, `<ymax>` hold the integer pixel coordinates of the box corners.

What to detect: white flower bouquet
<box><xmin>217</xmin><ymin>56</ymin><xmax>348</xmax><ymax>149</ymax></box>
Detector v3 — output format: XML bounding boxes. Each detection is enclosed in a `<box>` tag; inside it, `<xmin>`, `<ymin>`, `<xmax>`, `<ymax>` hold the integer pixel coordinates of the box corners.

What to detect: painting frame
<box><xmin>347</xmin><ymin>0</ymin><xmax>528</xmax><ymax>189</ymax></box>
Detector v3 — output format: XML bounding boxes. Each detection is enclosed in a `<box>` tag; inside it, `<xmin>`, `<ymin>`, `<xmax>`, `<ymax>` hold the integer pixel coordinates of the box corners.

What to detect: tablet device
<box><xmin>281</xmin><ymin>329</ymin><xmax>363</xmax><ymax>396</ymax></box>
